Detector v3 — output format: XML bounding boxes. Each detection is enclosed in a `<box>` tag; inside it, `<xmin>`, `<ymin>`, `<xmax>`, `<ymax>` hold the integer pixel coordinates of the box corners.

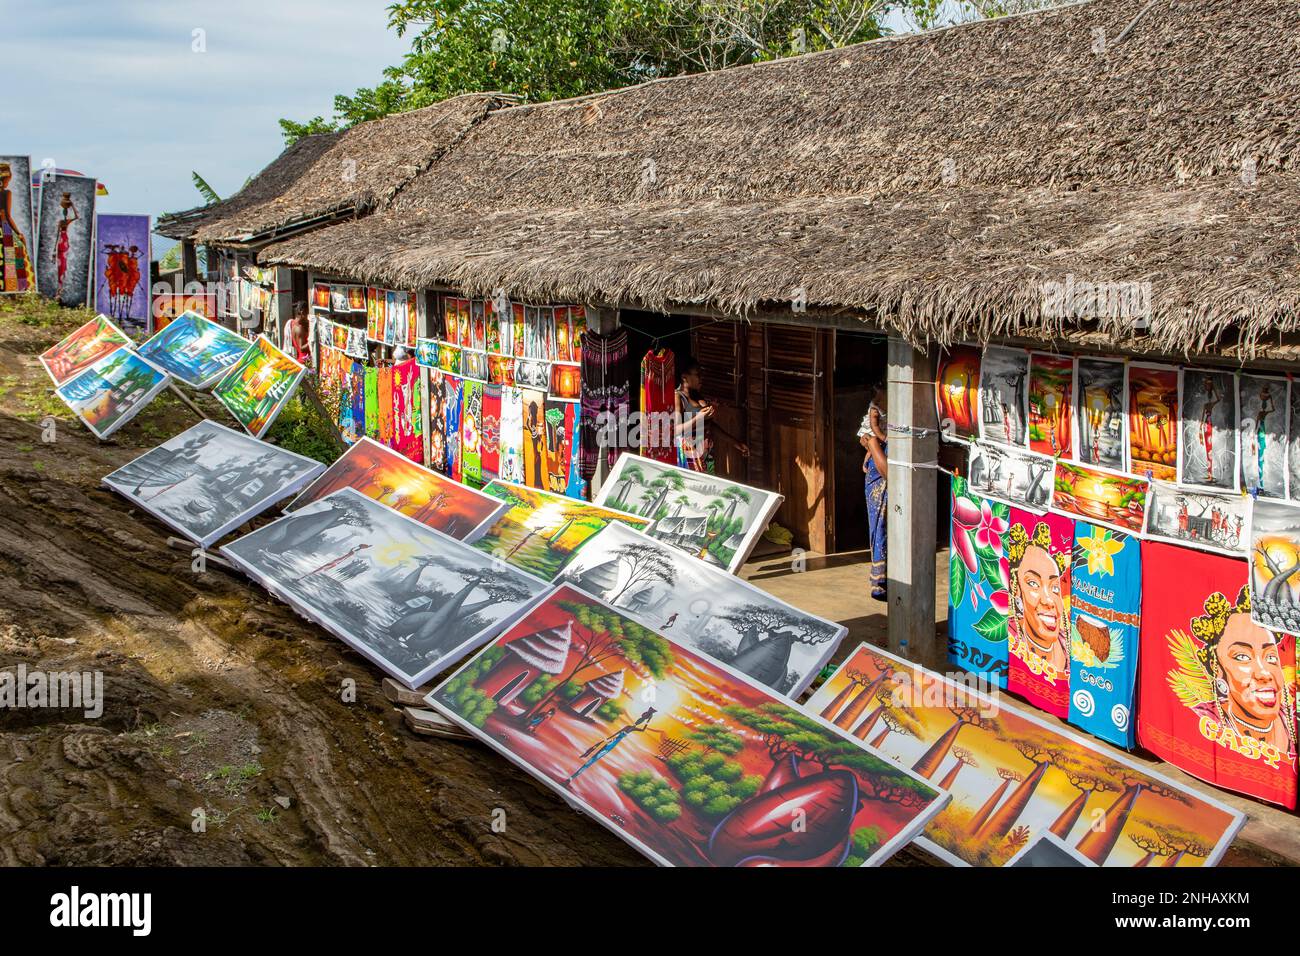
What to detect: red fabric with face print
<box><xmin>1007</xmin><ymin>508</ymin><xmax>1073</xmax><ymax>718</ymax></box>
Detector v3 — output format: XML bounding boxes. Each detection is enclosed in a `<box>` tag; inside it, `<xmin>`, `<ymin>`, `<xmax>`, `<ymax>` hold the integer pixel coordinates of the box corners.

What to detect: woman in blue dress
<box><xmin>859</xmin><ymin>385</ymin><xmax>888</xmax><ymax>600</ymax></box>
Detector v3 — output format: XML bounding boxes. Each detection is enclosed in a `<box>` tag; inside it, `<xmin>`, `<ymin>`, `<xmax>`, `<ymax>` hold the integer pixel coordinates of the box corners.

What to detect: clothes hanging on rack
<box><xmin>639</xmin><ymin>348</ymin><xmax>677</xmax><ymax>463</ymax></box>
<box><xmin>579</xmin><ymin>328</ymin><xmax>631</xmax><ymax>482</ymax></box>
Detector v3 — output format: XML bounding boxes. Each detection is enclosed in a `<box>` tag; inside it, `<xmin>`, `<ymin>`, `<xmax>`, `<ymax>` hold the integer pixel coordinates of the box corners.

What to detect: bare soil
<box><xmin>0</xmin><ymin>300</ymin><xmax>648</xmax><ymax>866</ymax></box>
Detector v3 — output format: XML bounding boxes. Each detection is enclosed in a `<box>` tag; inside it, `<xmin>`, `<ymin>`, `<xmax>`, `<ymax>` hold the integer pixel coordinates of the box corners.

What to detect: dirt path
<box><xmin>0</xmin><ymin>302</ymin><xmax>648</xmax><ymax>866</ymax></box>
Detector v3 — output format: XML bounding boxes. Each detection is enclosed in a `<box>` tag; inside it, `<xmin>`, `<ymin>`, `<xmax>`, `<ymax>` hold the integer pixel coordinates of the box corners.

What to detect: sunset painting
<box><xmin>431</xmin><ymin>586</ymin><xmax>948</xmax><ymax>867</ymax></box>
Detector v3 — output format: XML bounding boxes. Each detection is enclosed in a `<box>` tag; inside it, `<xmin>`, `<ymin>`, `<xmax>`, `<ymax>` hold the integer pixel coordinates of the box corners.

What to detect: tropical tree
<box><xmin>937</xmin><ymin>747</ymin><xmax>977</xmax><ymax>791</ymax></box>
<box><xmin>1048</xmin><ymin>770</ymin><xmax>1114</xmax><ymax>839</ymax></box>
<box><xmin>977</xmin><ymin>741</ymin><xmax>1059</xmax><ymax>839</ymax></box>
<box><xmin>686</xmin><ymin>723</ymin><xmax>745</xmax><ymax>755</ymax></box>
<box><xmin>606</xmin><ymin>542</ymin><xmax>678</xmax><ymax>604</ymax></box>
<box><xmin>610</xmin><ymin>463</ymin><xmax>647</xmax><ymax>508</ymax></box>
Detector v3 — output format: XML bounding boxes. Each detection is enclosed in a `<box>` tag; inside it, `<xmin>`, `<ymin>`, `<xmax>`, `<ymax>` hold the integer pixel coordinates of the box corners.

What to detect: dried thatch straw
<box><xmin>156</xmin><ymin>93</ymin><xmax>503</xmax><ymax>243</ymax></box>
<box><xmin>260</xmin><ymin>0</ymin><xmax>1300</xmax><ymax>356</ymax></box>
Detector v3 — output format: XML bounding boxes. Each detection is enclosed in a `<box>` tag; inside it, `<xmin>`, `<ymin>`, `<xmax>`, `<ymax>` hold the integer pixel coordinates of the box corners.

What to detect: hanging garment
<box><xmin>347</xmin><ymin>360</ymin><xmax>365</xmax><ymax>444</ymax></box>
<box><xmin>428</xmin><ymin>370</ymin><xmax>450</xmax><ymax>474</ymax></box>
<box><xmin>392</xmin><ymin>358</ymin><xmax>422</xmax><ymax>463</ymax></box>
<box><xmin>500</xmin><ymin>386</ymin><xmax>524</xmax><ymax>483</ymax></box>
<box><xmin>364</xmin><ymin>366</ymin><xmax>380</xmax><ymax>438</ymax></box>
<box><xmin>639</xmin><ymin>348</ymin><xmax>677</xmax><ymax>463</ymax></box>
<box><xmin>520</xmin><ymin>388</ymin><xmax>549</xmax><ymax>489</ymax></box>
<box><xmin>579</xmin><ymin>328</ymin><xmax>631</xmax><ymax>481</ymax></box>
<box><xmin>376</xmin><ymin>366</ymin><xmax>395</xmax><ymax>446</ymax></box>
<box><xmin>481</xmin><ymin>384</ymin><xmax>502</xmax><ymax>482</ymax></box>
<box><xmin>1006</xmin><ymin>507</ymin><xmax>1075</xmax><ymax>719</ymax></box>
<box><xmin>445</xmin><ymin>375</ymin><xmax>463</xmax><ymax>483</ymax></box>
<box><xmin>948</xmin><ymin>475</ymin><xmax>1010</xmax><ymax>690</ymax></box>
<box><xmin>565</xmin><ymin>404</ymin><xmax>586</xmax><ymax>499</ymax></box>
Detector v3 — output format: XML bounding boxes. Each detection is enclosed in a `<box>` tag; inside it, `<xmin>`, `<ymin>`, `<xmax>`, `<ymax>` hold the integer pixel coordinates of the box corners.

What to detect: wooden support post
<box><xmin>885</xmin><ymin>337</ymin><xmax>940</xmax><ymax>669</ymax></box>
<box><xmin>181</xmin><ymin>240</ymin><xmax>199</xmax><ymax>286</ymax></box>
<box><xmin>166</xmin><ymin>382</ymin><xmax>209</xmax><ymax>421</ymax></box>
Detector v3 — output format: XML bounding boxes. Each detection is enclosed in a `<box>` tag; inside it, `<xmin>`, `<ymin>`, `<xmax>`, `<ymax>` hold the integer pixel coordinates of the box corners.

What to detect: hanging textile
<box><xmin>445</xmin><ymin>374</ymin><xmax>463</xmax><ymax>483</ymax></box>
<box><xmin>579</xmin><ymin>328</ymin><xmax>631</xmax><ymax>482</ymax></box>
<box><xmin>1006</xmin><ymin>507</ymin><xmax>1074</xmax><ymax>719</ymax></box>
<box><xmin>1137</xmin><ymin>541</ymin><xmax>1298</xmax><ymax>808</ymax></box>
<box><xmin>948</xmin><ymin>475</ymin><xmax>1010</xmax><ymax>689</ymax></box>
<box><xmin>481</xmin><ymin>384</ymin><xmax>502</xmax><ymax>482</ymax></box>
<box><xmin>392</xmin><ymin>358</ymin><xmax>422</xmax><ymax>463</ymax></box>
<box><xmin>364</xmin><ymin>366</ymin><xmax>379</xmax><ymax>438</ymax></box>
<box><xmin>376</xmin><ymin>366</ymin><xmax>395</xmax><ymax>445</ymax></box>
<box><xmin>521</xmin><ymin>387</ymin><xmax>550</xmax><ymax>489</ymax></box>
<box><xmin>500</xmin><ymin>386</ymin><xmax>524</xmax><ymax>483</ymax></box>
<box><xmin>1068</xmin><ymin>521</ymin><xmax>1142</xmax><ymax>748</ymax></box>
<box><xmin>428</xmin><ymin>370</ymin><xmax>450</xmax><ymax>474</ymax></box>
<box><xmin>462</xmin><ymin>379</ymin><xmax>484</xmax><ymax>487</ymax></box>
<box><xmin>565</xmin><ymin>405</ymin><xmax>586</xmax><ymax>499</ymax></box>
<box><xmin>337</xmin><ymin>358</ymin><xmax>358</xmax><ymax>443</ymax></box>
<box><xmin>348</xmin><ymin>361</ymin><xmax>365</xmax><ymax>445</ymax></box>
<box><xmin>639</xmin><ymin>348</ymin><xmax>677</xmax><ymax>463</ymax></box>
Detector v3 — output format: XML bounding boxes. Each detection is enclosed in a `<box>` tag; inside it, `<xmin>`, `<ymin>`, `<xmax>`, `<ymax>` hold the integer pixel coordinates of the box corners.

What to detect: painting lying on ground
<box><xmin>1247</xmin><ymin>497</ymin><xmax>1300</xmax><ymax>640</ymax></box>
<box><xmin>137</xmin><ymin>310</ymin><xmax>251</xmax><ymax>388</ymax></box>
<box><xmin>1238</xmin><ymin>374</ymin><xmax>1288</xmax><ymax>499</ymax></box>
<box><xmin>102</xmin><ymin>420</ymin><xmax>325</xmax><ymax>547</ymax></box>
<box><xmin>557</xmin><ymin>522</ymin><xmax>844</xmax><ymax>696</ymax></box>
<box><xmin>36</xmin><ymin>172</ymin><xmax>96</xmax><ymax>307</ymax></box>
<box><xmin>1126</xmin><ymin>363</ymin><xmax>1179</xmax><ymax>482</ymax></box>
<box><xmin>470</xmin><ymin>481</ymin><xmax>649</xmax><ymax>581</ymax></box>
<box><xmin>593</xmin><ymin>453</ymin><xmax>782</xmax><ymax>573</ymax></box>
<box><xmin>1074</xmin><ymin>358</ymin><xmax>1126</xmax><ymax>470</ymax></box>
<box><xmin>430</xmin><ymin>585</ymin><xmax>947</xmax><ymax>867</ymax></box>
<box><xmin>54</xmin><ymin>346</ymin><xmax>170</xmax><ymax>440</ymax></box>
<box><xmin>1143</xmin><ymin>480</ymin><xmax>1245</xmax><ymax>556</ymax></box>
<box><xmin>1027</xmin><ymin>352</ymin><xmax>1073</xmax><ymax>457</ymax></box>
<box><xmin>287</xmin><ymin>437</ymin><xmax>505</xmax><ymax>540</ymax></box>
<box><xmin>1177</xmin><ymin>369</ymin><xmax>1236</xmax><ymax>491</ymax></box>
<box><xmin>93</xmin><ymin>214</ymin><xmax>150</xmax><ymax>331</ymax></box>
<box><xmin>40</xmin><ymin>314</ymin><xmax>132</xmax><ymax>386</ymax></box>
<box><xmin>212</xmin><ymin>334</ymin><xmax>304</xmax><ymax>438</ymax></box>
<box><xmin>936</xmin><ymin>345</ymin><xmax>980</xmax><ymax>442</ymax></box>
<box><xmin>978</xmin><ymin>347</ymin><xmax>1028</xmax><ymax>448</ymax></box>
<box><xmin>966</xmin><ymin>441</ymin><xmax>1053</xmax><ymax>512</ymax></box>
<box><xmin>0</xmin><ymin>156</ymin><xmax>37</xmax><ymax>294</ymax></box>
<box><xmin>1052</xmin><ymin>461</ymin><xmax>1148</xmax><ymax>534</ymax></box>
<box><xmin>1137</xmin><ymin>541</ymin><xmax>1297</xmax><ymax>808</ymax></box>
<box><xmin>221</xmin><ymin>489</ymin><xmax>548</xmax><ymax>688</ymax></box>
<box><xmin>805</xmin><ymin>643</ymin><xmax>1245</xmax><ymax>867</ymax></box>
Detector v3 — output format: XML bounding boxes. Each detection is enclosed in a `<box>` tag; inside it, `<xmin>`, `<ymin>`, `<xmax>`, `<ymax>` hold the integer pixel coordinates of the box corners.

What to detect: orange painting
<box><xmin>936</xmin><ymin>345</ymin><xmax>980</xmax><ymax>441</ymax></box>
<box><xmin>805</xmin><ymin>643</ymin><xmax>1244</xmax><ymax>867</ymax></box>
<box><xmin>287</xmin><ymin>436</ymin><xmax>505</xmax><ymax>540</ymax></box>
<box><xmin>1127</xmin><ymin>363</ymin><xmax>1179</xmax><ymax>481</ymax></box>
<box><xmin>39</xmin><ymin>314</ymin><xmax>131</xmax><ymax>385</ymax></box>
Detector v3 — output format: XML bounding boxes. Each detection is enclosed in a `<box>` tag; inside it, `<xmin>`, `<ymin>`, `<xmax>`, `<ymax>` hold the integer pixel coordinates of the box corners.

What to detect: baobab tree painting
<box><xmin>803</xmin><ymin>643</ymin><xmax>1244</xmax><ymax>866</ymax></box>
<box><xmin>430</xmin><ymin>586</ymin><xmax>946</xmax><ymax>867</ymax></box>
<box><xmin>593</xmin><ymin>453</ymin><xmax>783</xmax><ymax>572</ymax></box>
<box><xmin>222</xmin><ymin>488</ymin><xmax>547</xmax><ymax>688</ymax></box>
<box><xmin>288</xmin><ymin>437</ymin><xmax>506</xmax><ymax>540</ymax></box>
<box><xmin>559</xmin><ymin>522</ymin><xmax>844</xmax><ymax>695</ymax></box>
<box><xmin>471</xmin><ymin>480</ymin><xmax>650</xmax><ymax>580</ymax></box>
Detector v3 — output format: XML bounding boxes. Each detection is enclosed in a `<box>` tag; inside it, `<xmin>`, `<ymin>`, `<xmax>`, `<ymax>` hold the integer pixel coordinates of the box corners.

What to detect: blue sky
<box><xmin>6</xmin><ymin>1</ymin><xmax>407</xmax><ymax>255</ymax></box>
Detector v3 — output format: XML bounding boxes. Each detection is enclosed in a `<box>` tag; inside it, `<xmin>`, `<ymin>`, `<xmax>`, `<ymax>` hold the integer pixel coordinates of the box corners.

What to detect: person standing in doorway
<box><xmin>859</xmin><ymin>383</ymin><xmax>888</xmax><ymax>600</ymax></box>
<box><xmin>282</xmin><ymin>301</ymin><xmax>312</xmax><ymax>366</ymax></box>
<box><xmin>673</xmin><ymin>358</ymin><xmax>748</xmax><ymax>472</ymax></box>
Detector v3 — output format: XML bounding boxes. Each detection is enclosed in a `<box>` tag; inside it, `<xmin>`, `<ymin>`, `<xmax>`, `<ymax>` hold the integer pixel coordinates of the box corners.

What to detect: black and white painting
<box><xmin>221</xmin><ymin>488</ymin><xmax>549</xmax><ymax>687</ymax></box>
<box><xmin>1006</xmin><ymin>833</ymin><xmax>1096</xmax><ymax>867</ymax></box>
<box><xmin>978</xmin><ymin>346</ymin><xmax>1029</xmax><ymax>447</ymax></box>
<box><xmin>1074</xmin><ymin>358</ymin><xmax>1126</xmax><ymax>470</ymax></box>
<box><xmin>1177</xmin><ymin>369</ymin><xmax>1237</xmax><ymax>491</ymax></box>
<box><xmin>1238</xmin><ymin>374</ymin><xmax>1288</xmax><ymax>498</ymax></box>
<box><xmin>557</xmin><ymin>521</ymin><xmax>844</xmax><ymax>696</ymax></box>
<box><xmin>1143</xmin><ymin>480</ymin><xmax>1245</xmax><ymax>557</ymax></box>
<box><xmin>102</xmin><ymin>420</ymin><xmax>325</xmax><ymax>547</ymax></box>
<box><xmin>1246</xmin><ymin>496</ymin><xmax>1300</xmax><ymax>639</ymax></box>
<box><xmin>966</xmin><ymin>441</ymin><xmax>1054</xmax><ymax>512</ymax></box>
<box><xmin>593</xmin><ymin>453</ymin><xmax>783</xmax><ymax>573</ymax></box>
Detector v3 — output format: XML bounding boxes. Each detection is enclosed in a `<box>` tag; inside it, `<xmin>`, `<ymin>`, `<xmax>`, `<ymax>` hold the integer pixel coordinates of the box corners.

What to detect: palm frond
<box><xmin>191</xmin><ymin>171</ymin><xmax>221</xmax><ymax>206</ymax></box>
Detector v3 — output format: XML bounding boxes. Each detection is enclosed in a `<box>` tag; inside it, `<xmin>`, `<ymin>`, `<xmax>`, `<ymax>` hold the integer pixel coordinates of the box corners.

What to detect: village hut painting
<box><xmin>39</xmin><ymin>313</ymin><xmax>132</xmax><ymax>386</ymax></box>
<box><xmin>1143</xmin><ymin>480</ymin><xmax>1245</xmax><ymax>557</ymax></box>
<box><xmin>557</xmin><ymin>522</ymin><xmax>844</xmax><ymax>695</ymax></box>
<box><xmin>288</xmin><ymin>437</ymin><xmax>505</xmax><ymax>540</ymax></box>
<box><xmin>137</xmin><ymin>310</ymin><xmax>253</xmax><ymax>388</ymax></box>
<box><xmin>429</xmin><ymin>585</ymin><xmax>946</xmax><ymax>867</ymax></box>
<box><xmin>966</xmin><ymin>441</ymin><xmax>1053</xmax><ymax>512</ymax></box>
<box><xmin>54</xmin><ymin>346</ymin><xmax>170</xmax><ymax>440</ymax></box>
<box><xmin>221</xmin><ymin>488</ymin><xmax>548</xmax><ymax>688</ymax></box>
<box><xmin>804</xmin><ymin>644</ymin><xmax>1244</xmax><ymax>867</ymax></box>
<box><xmin>103</xmin><ymin>420</ymin><xmax>325</xmax><ymax>548</ymax></box>
<box><xmin>593</xmin><ymin>453</ymin><xmax>782</xmax><ymax>572</ymax></box>
<box><xmin>212</xmin><ymin>334</ymin><xmax>305</xmax><ymax>438</ymax></box>
<box><xmin>470</xmin><ymin>480</ymin><xmax>650</xmax><ymax>581</ymax></box>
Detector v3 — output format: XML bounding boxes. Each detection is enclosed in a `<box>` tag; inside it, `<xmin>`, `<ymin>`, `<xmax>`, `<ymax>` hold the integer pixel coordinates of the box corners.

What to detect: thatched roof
<box><xmin>261</xmin><ymin>0</ymin><xmax>1300</xmax><ymax>356</ymax></box>
<box><xmin>157</xmin><ymin>93</ymin><xmax>503</xmax><ymax>244</ymax></box>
